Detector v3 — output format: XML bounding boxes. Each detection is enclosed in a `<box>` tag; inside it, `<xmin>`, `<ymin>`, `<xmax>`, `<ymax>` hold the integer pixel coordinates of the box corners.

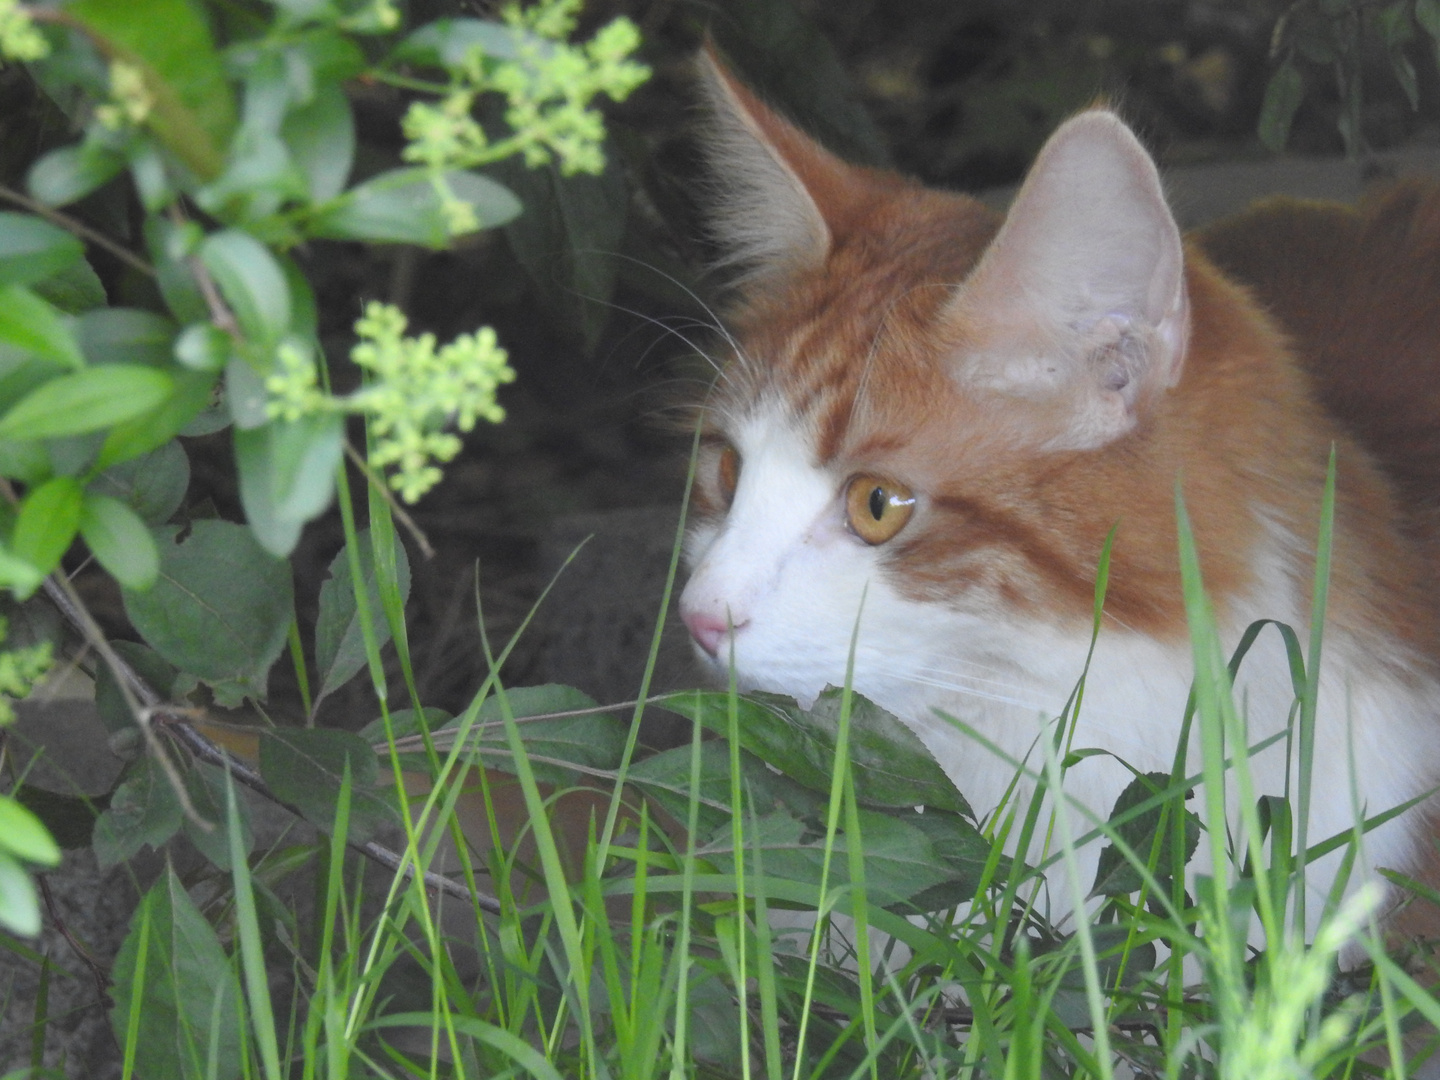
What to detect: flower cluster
<box><xmin>0</xmin><ymin>619</ymin><xmax>52</xmax><ymax>727</ymax></box>
<box><xmin>267</xmin><ymin>303</ymin><xmax>514</xmax><ymax>503</ymax></box>
<box><xmin>494</xmin><ymin>5</ymin><xmax>648</xmax><ymax>175</ymax></box>
<box><xmin>398</xmin><ymin>0</ymin><xmax>648</xmax><ymax>234</ymax></box>
<box><xmin>95</xmin><ymin>60</ymin><xmax>155</xmax><ymax>131</ymax></box>
<box><xmin>0</xmin><ymin>0</ymin><xmax>47</xmax><ymax>64</ymax></box>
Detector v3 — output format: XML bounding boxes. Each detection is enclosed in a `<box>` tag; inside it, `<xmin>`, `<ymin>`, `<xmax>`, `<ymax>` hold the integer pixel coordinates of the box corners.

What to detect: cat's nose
<box><xmin>682</xmin><ymin>610</ymin><xmax>743</xmax><ymax>658</ymax></box>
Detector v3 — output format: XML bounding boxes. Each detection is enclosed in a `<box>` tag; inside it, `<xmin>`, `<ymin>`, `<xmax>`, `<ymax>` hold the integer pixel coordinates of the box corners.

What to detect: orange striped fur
<box><xmin>679</xmin><ymin>50</ymin><xmax>1440</xmax><ymax>939</ymax></box>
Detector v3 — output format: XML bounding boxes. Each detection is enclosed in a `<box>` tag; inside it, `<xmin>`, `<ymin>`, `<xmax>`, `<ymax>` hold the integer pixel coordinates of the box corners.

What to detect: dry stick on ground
<box><xmin>40</xmin><ymin>577</ymin><xmax>502</xmax><ymax>915</ymax></box>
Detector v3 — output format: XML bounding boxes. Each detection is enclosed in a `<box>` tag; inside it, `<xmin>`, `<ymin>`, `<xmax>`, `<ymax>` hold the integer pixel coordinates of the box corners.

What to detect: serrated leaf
<box><xmin>1090</xmin><ymin>772</ymin><xmax>1200</xmax><ymax>898</ymax></box>
<box><xmin>259</xmin><ymin>727</ymin><xmax>398</xmax><ymax>841</ymax></box>
<box><xmin>657</xmin><ymin>687</ymin><xmax>971</xmax><ymax>816</ymax></box>
<box><xmin>25</xmin><ymin>143</ymin><xmax>126</xmax><ymax>208</ymax></box>
<box><xmin>81</xmin><ymin>492</ymin><xmax>160</xmax><ymax>589</ymax></box>
<box><xmin>0</xmin><ymin>797</ymin><xmax>61</xmax><ymax>866</ymax></box>
<box><xmin>0</xmin><ymin>214</ymin><xmax>83</xmax><ymax>287</ymax></box>
<box><xmin>12</xmin><ymin>476</ymin><xmax>82</xmax><ymax>579</ymax></box>
<box><xmin>92</xmin><ymin>756</ymin><xmax>184</xmax><ymax>868</ymax></box>
<box><xmin>460</xmin><ymin>685</ymin><xmax>627</xmax><ymax>786</ymax></box>
<box><xmin>628</xmin><ymin>738</ymin><xmax>823</xmax><ymax>837</ymax></box>
<box><xmin>313</xmin><ymin>527</ymin><xmax>411</xmax><ymax>703</ymax></box>
<box><xmin>198</xmin><ymin>230</ymin><xmax>291</xmax><ymax>347</ymax></box>
<box><xmin>92</xmin><ymin>442</ymin><xmax>190</xmax><ymax>525</ymax></box>
<box><xmin>0</xmin><ymin>285</ymin><xmax>84</xmax><ymax>369</ymax></box>
<box><xmin>1258</xmin><ymin>59</ymin><xmax>1305</xmax><ymax>153</ymax></box>
<box><xmin>108</xmin><ymin>867</ymin><xmax>244</xmax><ymax>1079</ymax></box>
<box><xmin>77</xmin><ymin>308</ymin><xmax>177</xmax><ymax>368</ymax></box>
<box><xmin>309</xmin><ymin>168</ymin><xmax>522</xmax><ymax>246</ymax></box>
<box><xmin>122</xmin><ymin>519</ymin><xmax>294</xmax><ymax>706</ymax></box>
<box><xmin>0</xmin><ymin>365</ymin><xmax>173</xmax><ymax>441</ymax></box>
<box><xmin>234</xmin><ymin>411</ymin><xmax>343</xmax><ymax>556</ymax></box>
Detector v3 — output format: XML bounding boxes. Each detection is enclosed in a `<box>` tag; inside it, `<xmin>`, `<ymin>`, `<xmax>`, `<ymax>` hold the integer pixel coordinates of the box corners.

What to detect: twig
<box><xmin>343</xmin><ymin>440</ymin><xmax>435</xmax><ymax>559</ymax></box>
<box><xmin>0</xmin><ymin>185</ymin><xmax>156</xmax><ymax>279</ymax></box>
<box><xmin>39</xmin><ymin>577</ymin><xmax>501</xmax><ymax>914</ymax></box>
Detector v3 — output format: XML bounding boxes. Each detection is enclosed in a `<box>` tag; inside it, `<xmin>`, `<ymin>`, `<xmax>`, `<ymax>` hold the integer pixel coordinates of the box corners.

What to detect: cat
<box><xmin>676</xmin><ymin>50</ymin><xmax>1440</xmax><ymax>941</ymax></box>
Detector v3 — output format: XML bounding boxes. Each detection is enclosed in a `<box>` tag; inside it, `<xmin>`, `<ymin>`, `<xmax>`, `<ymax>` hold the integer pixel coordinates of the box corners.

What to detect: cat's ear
<box><xmin>695</xmin><ymin>46</ymin><xmax>850</xmax><ymax>278</ymax></box>
<box><xmin>949</xmin><ymin>111</ymin><xmax>1188</xmax><ymax>450</ymax></box>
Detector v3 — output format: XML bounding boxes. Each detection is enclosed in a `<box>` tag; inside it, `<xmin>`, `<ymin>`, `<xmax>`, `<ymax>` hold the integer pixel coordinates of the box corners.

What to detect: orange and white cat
<box><xmin>677</xmin><ymin>52</ymin><xmax>1440</xmax><ymax>937</ymax></box>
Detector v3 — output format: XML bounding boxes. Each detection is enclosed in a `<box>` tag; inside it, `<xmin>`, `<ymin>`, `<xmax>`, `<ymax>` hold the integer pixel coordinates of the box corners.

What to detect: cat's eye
<box><xmin>845</xmin><ymin>475</ymin><xmax>915</xmax><ymax>545</ymax></box>
<box><xmin>717</xmin><ymin>444</ymin><xmax>741</xmax><ymax>508</ymax></box>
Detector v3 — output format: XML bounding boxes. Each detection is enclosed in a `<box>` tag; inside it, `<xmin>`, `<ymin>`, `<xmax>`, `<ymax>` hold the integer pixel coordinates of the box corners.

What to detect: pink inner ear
<box><xmin>942</xmin><ymin>110</ymin><xmax>1189</xmax><ymax>445</ymax></box>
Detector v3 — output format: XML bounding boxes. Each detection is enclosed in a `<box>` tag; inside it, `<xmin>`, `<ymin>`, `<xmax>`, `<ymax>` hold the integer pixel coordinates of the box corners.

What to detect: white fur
<box><xmin>680</xmin><ymin>409</ymin><xmax>1440</xmax><ymax>943</ymax></box>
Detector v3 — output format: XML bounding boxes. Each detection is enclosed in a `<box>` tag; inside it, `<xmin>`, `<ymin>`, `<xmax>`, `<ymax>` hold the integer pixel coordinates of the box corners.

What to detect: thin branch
<box><xmin>0</xmin><ymin>185</ymin><xmax>156</xmax><ymax>279</ymax></box>
<box><xmin>40</xmin><ymin>576</ymin><xmax>500</xmax><ymax>914</ymax></box>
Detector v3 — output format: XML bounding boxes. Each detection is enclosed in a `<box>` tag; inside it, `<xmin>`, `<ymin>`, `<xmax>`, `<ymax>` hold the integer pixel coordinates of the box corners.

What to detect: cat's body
<box><xmin>677</xmin><ymin>53</ymin><xmax>1440</xmax><ymax>935</ymax></box>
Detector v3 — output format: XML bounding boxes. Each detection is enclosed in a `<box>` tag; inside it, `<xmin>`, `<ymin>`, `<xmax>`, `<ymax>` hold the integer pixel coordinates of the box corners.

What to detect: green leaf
<box><xmin>282</xmin><ymin>82</ymin><xmax>354</xmax><ymax>202</ymax></box>
<box><xmin>92</xmin><ymin>755</ymin><xmax>183</xmax><ymax>868</ymax></box>
<box><xmin>173</xmin><ymin>323</ymin><xmax>230</xmax><ymax>372</ymax></box>
<box><xmin>77</xmin><ymin>308</ymin><xmax>177</xmax><ymax>367</ymax></box>
<box><xmin>32</xmin><ymin>257</ymin><xmax>108</xmax><ymax>314</ymax></box>
<box><xmin>67</xmin><ymin>0</ymin><xmax>237</xmax><ymax>181</ymax></box>
<box><xmin>628</xmin><ymin>738</ymin><xmax>823</xmax><ymax>837</ymax></box>
<box><xmin>497</xmin><ymin>155</ymin><xmax>626</xmax><ymax>352</ymax></box>
<box><xmin>181</xmin><ymin>762</ymin><xmax>252</xmax><ymax>870</ymax></box>
<box><xmin>122</xmin><ymin>519</ymin><xmax>295</xmax><ymax>706</ymax></box>
<box><xmin>144</xmin><ymin>217</ymin><xmax>207</xmax><ymax>324</ymax></box>
<box><xmin>81</xmin><ymin>492</ymin><xmax>160</xmax><ymax>589</ymax></box>
<box><xmin>313</xmin><ymin>528</ymin><xmax>412</xmax><ymax>703</ymax></box>
<box><xmin>93</xmin><ymin>640</ymin><xmax>177</xmax><ymax>736</ymax></box>
<box><xmin>0</xmin><ymin>850</ymin><xmax>41</xmax><ymax>936</ymax></box>
<box><xmin>0</xmin><ymin>798</ymin><xmax>61</xmax><ymax>866</ymax></box>
<box><xmin>0</xmin><ymin>214</ymin><xmax>84</xmax><ymax>287</ymax></box>
<box><xmin>25</xmin><ymin>143</ymin><xmax>126</xmax><ymax>208</ymax></box>
<box><xmin>657</xmin><ymin>687</ymin><xmax>971</xmax><ymax>816</ymax></box>
<box><xmin>92</xmin><ymin>441</ymin><xmax>190</xmax><ymax>525</ymax></box>
<box><xmin>234</xmin><ymin>412</ymin><xmax>343</xmax><ymax>556</ymax></box>
<box><xmin>393</xmin><ymin>18</ymin><xmax>536</xmax><ymax>67</ymax></box>
<box><xmin>12</xmin><ymin>476</ymin><xmax>83</xmax><ymax>578</ymax></box>
<box><xmin>259</xmin><ymin>727</ymin><xmax>398</xmax><ymax>841</ymax></box>
<box><xmin>309</xmin><ymin>168</ymin><xmax>522</xmax><ymax>246</ymax></box>
<box><xmin>0</xmin><ymin>365</ymin><xmax>173</xmax><ymax>441</ymax></box>
<box><xmin>96</xmin><ymin>368</ymin><xmax>216</xmax><ymax>469</ymax></box>
<box><xmin>108</xmin><ymin>867</ymin><xmax>244</xmax><ymax>1079</ymax></box>
<box><xmin>459</xmin><ymin>685</ymin><xmax>627</xmax><ymax>786</ymax></box>
<box><xmin>1090</xmin><ymin>772</ymin><xmax>1201</xmax><ymax>898</ymax></box>
<box><xmin>700</xmin><ymin>806</ymin><xmax>957</xmax><ymax>908</ymax></box>
<box><xmin>1258</xmin><ymin>58</ymin><xmax>1305</xmax><ymax>153</ymax></box>
<box><xmin>198</xmin><ymin>230</ymin><xmax>291</xmax><ymax>348</ymax></box>
<box><xmin>0</xmin><ymin>285</ymin><xmax>85</xmax><ymax>369</ymax></box>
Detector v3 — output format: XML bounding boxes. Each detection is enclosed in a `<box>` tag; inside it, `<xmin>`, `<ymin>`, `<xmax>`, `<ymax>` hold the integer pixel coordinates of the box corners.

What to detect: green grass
<box><xmin>90</xmin><ymin>454</ymin><xmax>1440</xmax><ymax>1080</ymax></box>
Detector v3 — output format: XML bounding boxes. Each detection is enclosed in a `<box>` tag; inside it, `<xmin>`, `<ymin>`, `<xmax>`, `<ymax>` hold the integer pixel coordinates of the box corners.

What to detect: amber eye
<box><xmin>845</xmin><ymin>475</ymin><xmax>915</xmax><ymax>545</ymax></box>
<box><xmin>717</xmin><ymin>444</ymin><xmax>741</xmax><ymax>508</ymax></box>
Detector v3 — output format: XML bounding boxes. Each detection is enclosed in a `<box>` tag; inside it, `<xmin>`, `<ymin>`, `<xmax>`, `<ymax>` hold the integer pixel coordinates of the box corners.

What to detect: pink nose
<box><xmin>682</xmin><ymin>610</ymin><xmax>739</xmax><ymax>658</ymax></box>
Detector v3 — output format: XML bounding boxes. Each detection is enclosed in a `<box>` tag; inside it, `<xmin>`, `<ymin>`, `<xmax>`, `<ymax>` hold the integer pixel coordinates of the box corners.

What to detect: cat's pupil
<box><xmin>868</xmin><ymin>487</ymin><xmax>885</xmax><ymax>520</ymax></box>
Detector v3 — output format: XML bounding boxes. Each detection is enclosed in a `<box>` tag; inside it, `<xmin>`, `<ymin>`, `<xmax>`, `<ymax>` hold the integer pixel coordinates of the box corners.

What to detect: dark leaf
<box><xmin>122</xmin><ymin>520</ymin><xmax>295</xmax><ymax>706</ymax></box>
<box><xmin>259</xmin><ymin>727</ymin><xmax>399</xmax><ymax>840</ymax></box>
<box><xmin>313</xmin><ymin>528</ymin><xmax>412</xmax><ymax>704</ymax></box>
<box><xmin>108</xmin><ymin>867</ymin><xmax>244</xmax><ymax>1080</ymax></box>
<box><xmin>92</xmin><ymin>755</ymin><xmax>183</xmax><ymax>868</ymax></box>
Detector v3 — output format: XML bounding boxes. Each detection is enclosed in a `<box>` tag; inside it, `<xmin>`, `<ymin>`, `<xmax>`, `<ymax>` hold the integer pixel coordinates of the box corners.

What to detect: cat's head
<box><xmin>677</xmin><ymin>50</ymin><xmax>1194</xmax><ymax>709</ymax></box>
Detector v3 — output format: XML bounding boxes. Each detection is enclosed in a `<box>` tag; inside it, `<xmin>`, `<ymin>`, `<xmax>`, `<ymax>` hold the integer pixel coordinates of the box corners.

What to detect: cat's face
<box><xmin>677</xmin><ymin>52</ymin><xmax>1191</xmax><ymax>714</ymax></box>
